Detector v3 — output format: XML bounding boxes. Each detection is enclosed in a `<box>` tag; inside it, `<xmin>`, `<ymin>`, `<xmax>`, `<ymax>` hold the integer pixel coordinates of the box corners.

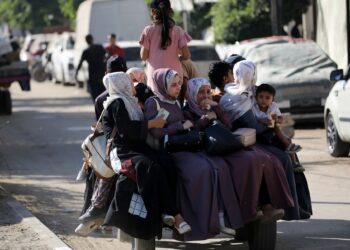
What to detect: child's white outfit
<box><xmin>252</xmin><ymin>102</ymin><xmax>282</xmax><ymax>120</ymax></box>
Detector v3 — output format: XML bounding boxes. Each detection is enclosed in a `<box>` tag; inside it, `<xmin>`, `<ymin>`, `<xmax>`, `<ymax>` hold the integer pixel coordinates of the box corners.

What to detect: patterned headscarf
<box><xmin>127</xmin><ymin>67</ymin><xmax>146</xmax><ymax>84</ymax></box>
<box><xmin>152</xmin><ymin>68</ymin><xmax>179</xmax><ymax>104</ymax></box>
<box><xmin>186</xmin><ymin>77</ymin><xmax>211</xmax><ymax>116</ymax></box>
<box><xmin>103</xmin><ymin>72</ymin><xmax>144</xmax><ymax>121</ymax></box>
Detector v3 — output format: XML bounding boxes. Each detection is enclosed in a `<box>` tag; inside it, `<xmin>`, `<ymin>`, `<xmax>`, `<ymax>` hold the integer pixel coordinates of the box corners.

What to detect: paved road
<box><xmin>0</xmin><ymin>81</ymin><xmax>349</xmax><ymax>250</ymax></box>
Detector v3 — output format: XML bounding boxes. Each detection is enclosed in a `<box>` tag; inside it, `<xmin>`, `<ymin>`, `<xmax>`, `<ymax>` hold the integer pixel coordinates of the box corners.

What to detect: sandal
<box><xmin>286</xmin><ymin>143</ymin><xmax>302</xmax><ymax>153</ymax></box>
<box><xmin>175</xmin><ymin>221</ymin><xmax>191</xmax><ymax>235</ymax></box>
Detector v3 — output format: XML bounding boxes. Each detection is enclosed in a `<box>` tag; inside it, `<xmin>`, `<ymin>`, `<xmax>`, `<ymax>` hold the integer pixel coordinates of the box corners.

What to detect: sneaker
<box><xmin>74</xmin><ymin>217</ymin><xmax>104</xmax><ymax>236</ymax></box>
<box><xmin>175</xmin><ymin>221</ymin><xmax>191</xmax><ymax>235</ymax></box>
<box><xmin>261</xmin><ymin>207</ymin><xmax>284</xmax><ymax>224</ymax></box>
<box><xmin>78</xmin><ymin>206</ymin><xmax>106</xmax><ymax>223</ymax></box>
<box><xmin>162</xmin><ymin>214</ymin><xmax>175</xmax><ymax>227</ymax></box>
<box><xmin>286</xmin><ymin>143</ymin><xmax>302</xmax><ymax>153</ymax></box>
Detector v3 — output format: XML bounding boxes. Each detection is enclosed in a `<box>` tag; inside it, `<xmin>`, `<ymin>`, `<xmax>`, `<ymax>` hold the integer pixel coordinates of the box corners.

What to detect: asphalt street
<box><xmin>0</xmin><ymin>81</ymin><xmax>349</xmax><ymax>250</ymax></box>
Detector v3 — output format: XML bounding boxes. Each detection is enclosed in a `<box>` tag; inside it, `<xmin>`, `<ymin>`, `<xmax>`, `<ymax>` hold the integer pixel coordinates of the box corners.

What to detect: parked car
<box><xmin>324</xmin><ymin>67</ymin><xmax>350</xmax><ymax>157</ymax></box>
<box><xmin>229</xmin><ymin>36</ymin><xmax>337</xmax><ymax>123</ymax></box>
<box><xmin>118</xmin><ymin>41</ymin><xmax>144</xmax><ymax>69</ymax></box>
<box><xmin>49</xmin><ymin>32</ymin><xmax>76</xmax><ymax>84</ymax></box>
<box><xmin>188</xmin><ymin>40</ymin><xmax>220</xmax><ymax>77</ymax></box>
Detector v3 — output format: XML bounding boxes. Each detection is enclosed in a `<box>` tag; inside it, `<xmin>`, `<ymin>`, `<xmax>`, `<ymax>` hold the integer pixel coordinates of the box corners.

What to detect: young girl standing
<box><xmin>139</xmin><ymin>0</ymin><xmax>191</xmax><ymax>91</ymax></box>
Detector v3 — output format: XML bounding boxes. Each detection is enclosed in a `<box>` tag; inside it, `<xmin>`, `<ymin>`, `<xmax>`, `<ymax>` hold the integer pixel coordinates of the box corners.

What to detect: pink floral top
<box><xmin>139</xmin><ymin>23</ymin><xmax>192</xmax><ymax>91</ymax></box>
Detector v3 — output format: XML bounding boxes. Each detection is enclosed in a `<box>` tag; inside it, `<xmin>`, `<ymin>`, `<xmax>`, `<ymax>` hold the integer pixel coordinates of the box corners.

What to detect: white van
<box><xmin>75</xmin><ymin>0</ymin><xmax>150</xmax><ymax>83</ymax></box>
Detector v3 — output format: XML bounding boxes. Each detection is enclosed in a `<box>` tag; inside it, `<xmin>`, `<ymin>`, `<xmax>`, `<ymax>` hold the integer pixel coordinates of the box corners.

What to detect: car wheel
<box><xmin>326</xmin><ymin>113</ymin><xmax>350</xmax><ymax>157</ymax></box>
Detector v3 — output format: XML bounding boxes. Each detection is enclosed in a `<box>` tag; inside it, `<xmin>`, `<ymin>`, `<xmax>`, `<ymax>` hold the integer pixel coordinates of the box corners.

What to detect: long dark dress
<box><xmin>145</xmin><ymin>97</ymin><xmax>244</xmax><ymax>241</ymax></box>
<box><xmin>103</xmin><ymin>99</ymin><xmax>178</xmax><ymax>240</ymax></box>
<box><xmin>230</xmin><ymin>110</ymin><xmax>312</xmax><ymax>220</ymax></box>
<box><xmin>183</xmin><ymin>105</ymin><xmax>294</xmax><ymax>223</ymax></box>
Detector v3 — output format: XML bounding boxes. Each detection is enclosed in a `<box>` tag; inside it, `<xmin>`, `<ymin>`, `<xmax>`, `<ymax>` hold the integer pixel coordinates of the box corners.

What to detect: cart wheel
<box><xmin>0</xmin><ymin>90</ymin><xmax>12</xmax><ymax>115</ymax></box>
<box><xmin>247</xmin><ymin>220</ymin><xmax>277</xmax><ymax>250</ymax></box>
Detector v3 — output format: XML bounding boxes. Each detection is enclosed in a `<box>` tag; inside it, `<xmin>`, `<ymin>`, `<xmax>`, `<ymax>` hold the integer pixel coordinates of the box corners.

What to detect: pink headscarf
<box><xmin>186</xmin><ymin>77</ymin><xmax>211</xmax><ymax>117</ymax></box>
<box><xmin>152</xmin><ymin>68</ymin><xmax>179</xmax><ymax>104</ymax></box>
<box><xmin>127</xmin><ymin>67</ymin><xmax>146</xmax><ymax>84</ymax></box>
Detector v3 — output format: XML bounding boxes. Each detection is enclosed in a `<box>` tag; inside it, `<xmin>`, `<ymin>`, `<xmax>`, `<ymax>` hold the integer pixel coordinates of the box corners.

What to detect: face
<box><xmin>196</xmin><ymin>85</ymin><xmax>212</xmax><ymax>104</ymax></box>
<box><xmin>223</xmin><ymin>69</ymin><xmax>234</xmax><ymax>84</ymax></box>
<box><xmin>256</xmin><ymin>91</ymin><xmax>274</xmax><ymax>109</ymax></box>
<box><xmin>109</xmin><ymin>36</ymin><xmax>116</xmax><ymax>44</ymax></box>
<box><xmin>167</xmin><ymin>75</ymin><xmax>182</xmax><ymax>98</ymax></box>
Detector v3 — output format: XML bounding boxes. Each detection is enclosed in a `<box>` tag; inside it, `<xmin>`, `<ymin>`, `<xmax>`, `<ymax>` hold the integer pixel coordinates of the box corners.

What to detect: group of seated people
<box><xmin>75</xmin><ymin>54</ymin><xmax>312</xmax><ymax>242</ymax></box>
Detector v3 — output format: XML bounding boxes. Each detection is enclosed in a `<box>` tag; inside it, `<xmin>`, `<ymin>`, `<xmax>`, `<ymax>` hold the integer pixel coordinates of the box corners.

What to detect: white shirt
<box><xmin>252</xmin><ymin>102</ymin><xmax>282</xmax><ymax>120</ymax></box>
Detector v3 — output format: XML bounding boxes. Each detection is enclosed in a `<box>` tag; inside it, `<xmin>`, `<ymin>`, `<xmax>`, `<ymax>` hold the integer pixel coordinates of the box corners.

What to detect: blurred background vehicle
<box><xmin>49</xmin><ymin>32</ymin><xmax>76</xmax><ymax>85</ymax></box>
<box><xmin>118</xmin><ymin>41</ymin><xmax>143</xmax><ymax>69</ymax></box>
<box><xmin>74</xmin><ymin>0</ymin><xmax>150</xmax><ymax>86</ymax></box>
<box><xmin>324</xmin><ymin>67</ymin><xmax>350</xmax><ymax>157</ymax></box>
<box><xmin>188</xmin><ymin>40</ymin><xmax>220</xmax><ymax>77</ymax></box>
<box><xmin>230</xmin><ymin>36</ymin><xmax>337</xmax><ymax>124</ymax></box>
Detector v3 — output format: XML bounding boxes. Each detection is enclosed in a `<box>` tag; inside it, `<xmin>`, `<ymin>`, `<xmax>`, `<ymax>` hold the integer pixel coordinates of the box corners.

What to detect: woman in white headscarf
<box><xmin>102</xmin><ymin>72</ymin><xmax>190</xmax><ymax>240</ymax></box>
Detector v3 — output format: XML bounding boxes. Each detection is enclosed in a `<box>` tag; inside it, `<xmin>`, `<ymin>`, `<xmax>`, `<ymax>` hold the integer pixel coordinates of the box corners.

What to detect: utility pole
<box><xmin>270</xmin><ymin>0</ymin><xmax>284</xmax><ymax>35</ymax></box>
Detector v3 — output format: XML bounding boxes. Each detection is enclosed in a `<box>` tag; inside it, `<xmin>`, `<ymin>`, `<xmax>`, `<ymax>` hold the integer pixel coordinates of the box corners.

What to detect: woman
<box><xmin>183</xmin><ymin>77</ymin><xmax>294</xmax><ymax>223</ymax></box>
<box><xmin>209</xmin><ymin>60</ymin><xmax>312</xmax><ymax>220</ymax></box>
<box><xmin>144</xmin><ymin>68</ymin><xmax>244</xmax><ymax>241</ymax></box>
<box><xmin>139</xmin><ymin>0</ymin><xmax>191</xmax><ymax>91</ymax></box>
<box><xmin>102</xmin><ymin>72</ymin><xmax>190</xmax><ymax>240</ymax></box>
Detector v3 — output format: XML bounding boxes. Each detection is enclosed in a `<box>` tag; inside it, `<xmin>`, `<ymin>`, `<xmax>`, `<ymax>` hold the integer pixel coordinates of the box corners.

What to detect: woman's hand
<box><xmin>200</xmin><ymin>99</ymin><xmax>218</xmax><ymax>110</ymax></box>
<box><xmin>148</xmin><ymin>118</ymin><xmax>166</xmax><ymax>128</ymax></box>
<box><xmin>205</xmin><ymin>111</ymin><xmax>217</xmax><ymax>120</ymax></box>
<box><xmin>182</xmin><ymin>120</ymin><xmax>194</xmax><ymax>130</ymax></box>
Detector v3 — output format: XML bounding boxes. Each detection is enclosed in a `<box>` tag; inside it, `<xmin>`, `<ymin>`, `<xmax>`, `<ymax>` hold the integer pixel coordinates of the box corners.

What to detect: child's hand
<box><xmin>259</xmin><ymin>118</ymin><xmax>274</xmax><ymax>127</ymax></box>
<box><xmin>276</xmin><ymin>116</ymin><xmax>283</xmax><ymax>124</ymax></box>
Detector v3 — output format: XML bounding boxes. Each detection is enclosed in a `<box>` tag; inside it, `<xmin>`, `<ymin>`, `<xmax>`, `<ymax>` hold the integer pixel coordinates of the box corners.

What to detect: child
<box><xmin>253</xmin><ymin>83</ymin><xmax>304</xmax><ymax>172</ymax></box>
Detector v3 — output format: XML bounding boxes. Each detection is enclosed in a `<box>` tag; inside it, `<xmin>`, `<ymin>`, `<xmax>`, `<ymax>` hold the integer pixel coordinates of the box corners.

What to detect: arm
<box><xmin>179</xmin><ymin>46</ymin><xmax>191</xmax><ymax>60</ymax></box>
<box><xmin>140</xmin><ymin>46</ymin><xmax>149</xmax><ymax>61</ymax></box>
<box><xmin>104</xmin><ymin>99</ymin><xmax>148</xmax><ymax>141</ymax></box>
<box><xmin>183</xmin><ymin>108</ymin><xmax>210</xmax><ymax>131</ymax></box>
<box><xmin>212</xmin><ymin>105</ymin><xmax>232</xmax><ymax>130</ymax></box>
<box><xmin>144</xmin><ymin>99</ymin><xmax>184</xmax><ymax>139</ymax></box>
<box><xmin>75</xmin><ymin>50</ymin><xmax>86</xmax><ymax>75</ymax></box>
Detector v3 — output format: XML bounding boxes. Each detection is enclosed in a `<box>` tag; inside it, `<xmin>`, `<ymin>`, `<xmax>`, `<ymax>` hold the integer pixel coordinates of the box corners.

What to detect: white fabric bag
<box><xmin>232</xmin><ymin>128</ymin><xmax>256</xmax><ymax>147</ymax></box>
<box><xmin>81</xmin><ymin>110</ymin><xmax>116</xmax><ymax>179</ymax></box>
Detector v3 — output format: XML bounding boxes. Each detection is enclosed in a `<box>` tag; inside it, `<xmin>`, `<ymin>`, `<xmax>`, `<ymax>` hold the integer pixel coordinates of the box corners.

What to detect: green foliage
<box><xmin>210</xmin><ymin>0</ymin><xmax>311</xmax><ymax>44</ymax></box>
<box><xmin>188</xmin><ymin>3</ymin><xmax>212</xmax><ymax>39</ymax></box>
<box><xmin>210</xmin><ymin>0</ymin><xmax>271</xmax><ymax>43</ymax></box>
<box><xmin>0</xmin><ymin>0</ymin><xmax>83</xmax><ymax>32</ymax></box>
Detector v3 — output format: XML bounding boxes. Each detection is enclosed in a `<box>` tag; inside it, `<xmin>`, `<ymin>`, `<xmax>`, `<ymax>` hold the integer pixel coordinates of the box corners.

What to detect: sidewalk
<box><xmin>0</xmin><ymin>185</ymin><xmax>72</xmax><ymax>250</ymax></box>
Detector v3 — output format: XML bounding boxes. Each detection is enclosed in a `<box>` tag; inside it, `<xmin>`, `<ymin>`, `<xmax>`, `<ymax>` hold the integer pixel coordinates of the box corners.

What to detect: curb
<box><xmin>1</xmin><ymin>186</ymin><xmax>72</xmax><ymax>250</ymax></box>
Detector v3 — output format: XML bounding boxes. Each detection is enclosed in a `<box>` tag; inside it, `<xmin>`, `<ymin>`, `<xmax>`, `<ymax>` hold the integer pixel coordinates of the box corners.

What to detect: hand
<box><xmin>200</xmin><ymin>99</ymin><xmax>218</xmax><ymax>110</ymax></box>
<box><xmin>205</xmin><ymin>111</ymin><xmax>217</xmax><ymax>120</ymax></box>
<box><xmin>182</xmin><ymin>120</ymin><xmax>193</xmax><ymax>130</ymax></box>
<box><xmin>148</xmin><ymin>118</ymin><xmax>166</xmax><ymax>128</ymax></box>
<box><xmin>259</xmin><ymin>118</ymin><xmax>273</xmax><ymax>127</ymax></box>
<box><xmin>276</xmin><ymin>116</ymin><xmax>283</xmax><ymax>124</ymax></box>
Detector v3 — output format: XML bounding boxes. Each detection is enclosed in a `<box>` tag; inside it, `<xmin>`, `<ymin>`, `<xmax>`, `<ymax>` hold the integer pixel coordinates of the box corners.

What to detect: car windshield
<box><xmin>189</xmin><ymin>46</ymin><xmax>220</xmax><ymax>61</ymax></box>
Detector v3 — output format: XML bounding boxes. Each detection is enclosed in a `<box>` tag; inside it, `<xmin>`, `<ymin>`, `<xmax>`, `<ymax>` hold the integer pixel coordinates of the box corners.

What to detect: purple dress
<box><xmin>183</xmin><ymin>105</ymin><xmax>294</xmax><ymax>223</ymax></box>
<box><xmin>145</xmin><ymin>97</ymin><xmax>244</xmax><ymax>241</ymax></box>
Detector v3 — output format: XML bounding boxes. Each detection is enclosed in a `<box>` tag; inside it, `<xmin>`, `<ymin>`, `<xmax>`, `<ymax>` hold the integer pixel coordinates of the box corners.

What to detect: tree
<box><xmin>210</xmin><ymin>0</ymin><xmax>311</xmax><ymax>44</ymax></box>
<box><xmin>0</xmin><ymin>0</ymin><xmax>83</xmax><ymax>33</ymax></box>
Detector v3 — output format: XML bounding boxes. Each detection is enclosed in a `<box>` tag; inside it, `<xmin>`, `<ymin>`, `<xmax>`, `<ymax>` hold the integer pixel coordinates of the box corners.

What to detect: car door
<box><xmin>337</xmin><ymin>78</ymin><xmax>350</xmax><ymax>141</ymax></box>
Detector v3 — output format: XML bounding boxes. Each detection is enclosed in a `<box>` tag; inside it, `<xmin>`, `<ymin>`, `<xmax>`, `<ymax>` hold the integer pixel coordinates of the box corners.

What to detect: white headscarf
<box><xmin>103</xmin><ymin>72</ymin><xmax>144</xmax><ymax>121</ymax></box>
<box><xmin>220</xmin><ymin>60</ymin><xmax>257</xmax><ymax>121</ymax></box>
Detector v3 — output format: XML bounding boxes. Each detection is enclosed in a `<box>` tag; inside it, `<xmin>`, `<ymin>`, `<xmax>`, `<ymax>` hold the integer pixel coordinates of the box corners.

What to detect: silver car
<box><xmin>230</xmin><ymin>36</ymin><xmax>337</xmax><ymax>123</ymax></box>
